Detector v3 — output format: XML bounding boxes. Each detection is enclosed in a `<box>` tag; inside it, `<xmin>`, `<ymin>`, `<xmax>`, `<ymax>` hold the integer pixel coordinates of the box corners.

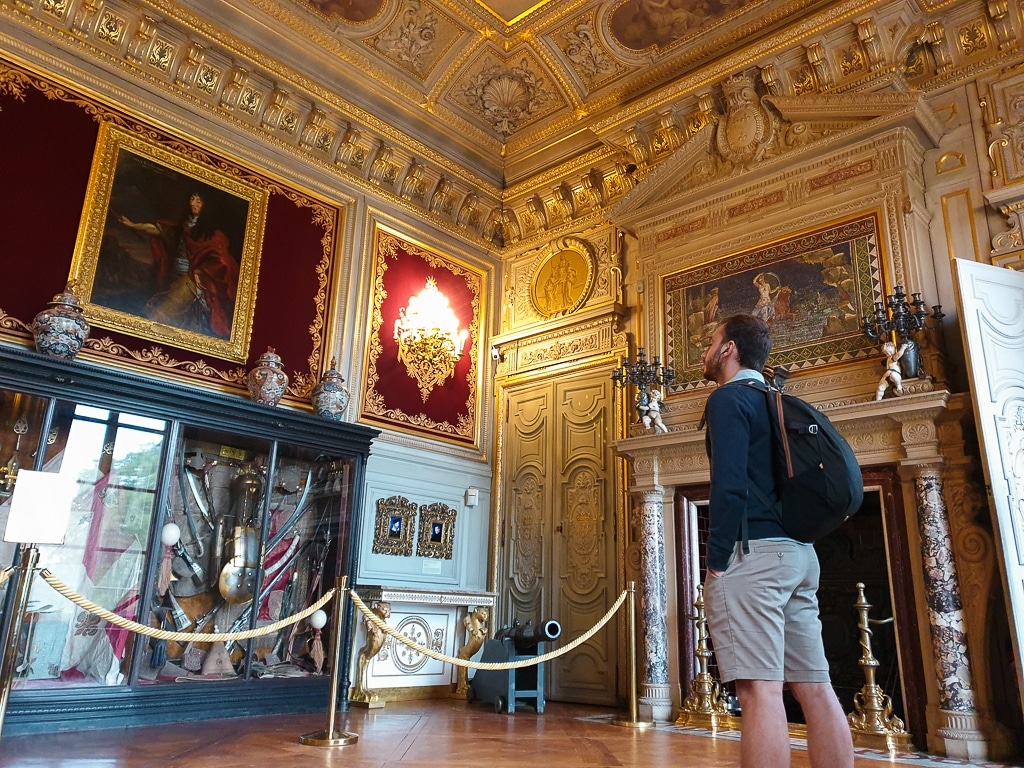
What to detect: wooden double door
<box><xmin>499</xmin><ymin>367</ymin><xmax>620</xmax><ymax>705</ymax></box>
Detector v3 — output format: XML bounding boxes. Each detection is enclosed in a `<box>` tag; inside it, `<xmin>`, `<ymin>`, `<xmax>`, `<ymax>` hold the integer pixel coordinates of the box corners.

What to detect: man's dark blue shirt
<box><xmin>704</xmin><ymin>372</ymin><xmax>788</xmax><ymax>572</ymax></box>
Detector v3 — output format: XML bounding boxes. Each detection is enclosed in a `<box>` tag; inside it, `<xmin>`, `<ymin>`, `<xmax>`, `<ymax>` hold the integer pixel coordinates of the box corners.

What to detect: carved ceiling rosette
<box><xmin>450</xmin><ymin>48</ymin><xmax>565</xmax><ymax>138</ymax></box>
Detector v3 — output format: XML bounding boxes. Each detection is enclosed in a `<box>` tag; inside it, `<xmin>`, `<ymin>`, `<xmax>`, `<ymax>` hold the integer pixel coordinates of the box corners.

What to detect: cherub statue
<box><xmin>454</xmin><ymin>606</ymin><xmax>489</xmax><ymax>698</ymax></box>
<box><xmin>351</xmin><ymin>601</ymin><xmax>391</xmax><ymax>705</ymax></box>
<box><xmin>638</xmin><ymin>388</ymin><xmax>670</xmax><ymax>433</ymax></box>
<box><xmin>875</xmin><ymin>341</ymin><xmax>907</xmax><ymax>401</ymax></box>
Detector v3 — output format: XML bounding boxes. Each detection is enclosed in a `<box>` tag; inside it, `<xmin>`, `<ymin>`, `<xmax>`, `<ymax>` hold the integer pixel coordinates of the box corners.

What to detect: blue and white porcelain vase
<box><xmin>32</xmin><ymin>283</ymin><xmax>91</xmax><ymax>360</ymax></box>
<box><xmin>311</xmin><ymin>357</ymin><xmax>350</xmax><ymax>421</ymax></box>
<box><xmin>247</xmin><ymin>347</ymin><xmax>288</xmax><ymax>406</ymax></box>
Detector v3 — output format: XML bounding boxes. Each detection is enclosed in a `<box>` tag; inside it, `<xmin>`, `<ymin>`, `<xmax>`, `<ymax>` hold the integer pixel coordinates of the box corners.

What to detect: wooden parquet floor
<box><xmin>0</xmin><ymin>698</ymin><xmax>1019</xmax><ymax>767</ymax></box>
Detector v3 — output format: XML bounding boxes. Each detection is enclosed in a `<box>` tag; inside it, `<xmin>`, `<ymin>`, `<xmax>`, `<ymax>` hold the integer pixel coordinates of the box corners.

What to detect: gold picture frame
<box><xmin>529</xmin><ymin>236</ymin><xmax>596</xmax><ymax>318</ymax></box>
<box><xmin>69</xmin><ymin>122</ymin><xmax>269</xmax><ymax>362</ymax></box>
<box><xmin>416</xmin><ymin>502</ymin><xmax>457</xmax><ymax>560</ymax></box>
<box><xmin>372</xmin><ymin>495</ymin><xmax>418</xmax><ymax>557</ymax></box>
<box><xmin>663</xmin><ymin>212</ymin><xmax>884</xmax><ymax>389</ymax></box>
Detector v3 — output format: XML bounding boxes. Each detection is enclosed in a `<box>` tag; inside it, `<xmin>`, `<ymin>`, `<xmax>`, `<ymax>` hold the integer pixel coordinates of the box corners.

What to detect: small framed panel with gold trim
<box><xmin>372</xmin><ymin>495</ymin><xmax>418</xmax><ymax>557</ymax></box>
<box><xmin>415</xmin><ymin>502</ymin><xmax>457</xmax><ymax>560</ymax></box>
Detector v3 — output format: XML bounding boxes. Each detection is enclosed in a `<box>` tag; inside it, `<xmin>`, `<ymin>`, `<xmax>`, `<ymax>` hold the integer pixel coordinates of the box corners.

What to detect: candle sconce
<box><xmin>611</xmin><ymin>348</ymin><xmax>675</xmax><ymax>432</ymax></box>
<box><xmin>861</xmin><ymin>285</ymin><xmax>944</xmax><ymax>380</ymax></box>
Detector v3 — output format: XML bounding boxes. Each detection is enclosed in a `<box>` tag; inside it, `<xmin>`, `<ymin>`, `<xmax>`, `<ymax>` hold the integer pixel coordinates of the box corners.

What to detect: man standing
<box><xmin>700</xmin><ymin>314</ymin><xmax>853</xmax><ymax>768</ymax></box>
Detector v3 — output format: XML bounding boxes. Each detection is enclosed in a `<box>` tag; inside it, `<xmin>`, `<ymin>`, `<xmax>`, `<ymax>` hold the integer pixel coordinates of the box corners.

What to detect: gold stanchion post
<box><xmin>299</xmin><ymin>575</ymin><xmax>359</xmax><ymax>747</ymax></box>
<box><xmin>0</xmin><ymin>544</ymin><xmax>39</xmax><ymax>742</ymax></box>
<box><xmin>611</xmin><ymin>580</ymin><xmax>654</xmax><ymax>728</ymax></box>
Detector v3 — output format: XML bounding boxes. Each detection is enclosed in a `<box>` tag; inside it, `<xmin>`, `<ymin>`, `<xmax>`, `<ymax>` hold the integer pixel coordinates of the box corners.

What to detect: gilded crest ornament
<box><xmin>715</xmin><ymin>73</ymin><xmax>777</xmax><ymax>169</ymax></box>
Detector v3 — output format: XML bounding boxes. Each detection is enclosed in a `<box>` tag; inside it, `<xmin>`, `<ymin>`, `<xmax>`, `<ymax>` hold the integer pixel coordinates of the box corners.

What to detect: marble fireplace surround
<box><xmin>614</xmin><ymin>388</ymin><xmax>1012</xmax><ymax>760</ymax></box>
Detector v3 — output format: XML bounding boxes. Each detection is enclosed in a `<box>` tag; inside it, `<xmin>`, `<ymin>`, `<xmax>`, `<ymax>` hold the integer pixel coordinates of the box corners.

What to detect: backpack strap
<box><xmin>703</xmin><ymin>379</ymin><xmax>769</xmax><ymax>556</ymax></box>
<box><xmin>740</xmin><ymin>379</ymin><xmax>787</xmax><ymax>529</ymax></box>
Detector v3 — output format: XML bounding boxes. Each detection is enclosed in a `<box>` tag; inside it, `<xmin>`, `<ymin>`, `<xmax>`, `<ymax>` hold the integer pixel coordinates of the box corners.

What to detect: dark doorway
<box><xmin>787</xmin><ymin>488</ymin><xmax>903</xmax><ymax>726</ymax></box>
<box><xmin>675</xmin><ymin>467</ymin><xmax>926</xmax><ymax>747</ymax></box>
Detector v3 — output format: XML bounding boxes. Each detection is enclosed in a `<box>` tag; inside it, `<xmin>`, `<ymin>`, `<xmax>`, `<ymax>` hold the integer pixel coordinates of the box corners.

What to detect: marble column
<box><xmin>912</xmin><ymin>469</ymin><xmax>988</xmax><ymax>759</ymax></box>
<box><xmin>634</xmin><ymin>488</ymin><xmax>673</xmax><ymax>721</ymax></box>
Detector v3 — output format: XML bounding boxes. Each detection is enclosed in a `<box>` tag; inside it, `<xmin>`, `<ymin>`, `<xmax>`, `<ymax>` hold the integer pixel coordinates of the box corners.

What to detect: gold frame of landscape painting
<box><xmin>662</xmin><ymin>212</ymin><xmax>885</xmax><ymax>390</ymax></box>
<box><xmin>69</xmin><ymin>122</ymin><xmax>269</xmax><ymax>363</ymax></box>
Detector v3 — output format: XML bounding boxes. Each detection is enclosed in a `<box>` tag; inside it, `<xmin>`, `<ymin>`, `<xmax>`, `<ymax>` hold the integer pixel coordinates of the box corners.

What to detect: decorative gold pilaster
<box><xmin>847</xmin><ymin>582</ymin><xmax>913</xmax><ymax>753</ymax></box>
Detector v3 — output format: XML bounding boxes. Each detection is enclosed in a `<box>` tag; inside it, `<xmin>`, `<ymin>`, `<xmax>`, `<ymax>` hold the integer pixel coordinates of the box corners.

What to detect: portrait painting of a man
<box><xmin>70</xmin><ymin>123</ymin><xmax>268</xmax><ymax>362</ymax></box>
<box><xmin>109</xmin><ymin>184</ymin><xmax>243</xmax><ymax>340</ymax></box>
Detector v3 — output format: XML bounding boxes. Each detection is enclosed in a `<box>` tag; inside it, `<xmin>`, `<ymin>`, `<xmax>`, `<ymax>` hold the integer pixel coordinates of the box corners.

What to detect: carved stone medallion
<box><xmin>529</xmin><ymin>236</ymin><xmax>596</xmax><ymax>318</ymax></box>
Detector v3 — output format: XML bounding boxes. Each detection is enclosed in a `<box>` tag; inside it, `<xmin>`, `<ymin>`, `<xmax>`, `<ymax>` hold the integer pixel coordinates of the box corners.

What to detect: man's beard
<box><xmin>703</xmin><ymin>348</ymin><xmax>726</xmax><ymax>382</ymax></box>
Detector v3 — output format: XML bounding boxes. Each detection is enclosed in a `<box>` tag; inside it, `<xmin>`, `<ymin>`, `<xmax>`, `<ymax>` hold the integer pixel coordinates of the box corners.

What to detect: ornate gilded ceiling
<box><xmin>196</xmin><ymin>0</ymin><xmax>837</xmax><ymax>180</ymax></box>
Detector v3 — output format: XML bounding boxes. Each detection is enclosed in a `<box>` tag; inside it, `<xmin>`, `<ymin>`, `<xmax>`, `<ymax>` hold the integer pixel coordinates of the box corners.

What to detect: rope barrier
<box><xmin>39</xmin><ymin>568</ymin><xmax>334</xmax><ymax>644</ymax></box>
<box><xmin>33</xmin><ymin>563</ymin><xmax>631</xmax><ymax>672</ymax></box>
<box><xmin>349</xmin><ymin>587</ymin><xmax>629</xmax><ymax>670</ymax></box>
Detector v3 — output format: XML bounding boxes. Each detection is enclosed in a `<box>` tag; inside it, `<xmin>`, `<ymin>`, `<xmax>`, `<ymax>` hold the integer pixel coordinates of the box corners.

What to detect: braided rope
<box><xmin>39</xmin><ymin>569</ymin><xmax>334</xmax><ymax>644</ymax></box>
<box><xmin>349</xmin><ymin>587</ymin><xmax>628</xmax><ymax>670</ymax></box>
<box><xmin>0</xmin><ymin>567</ymin><xmax>12</xmax><ymax>589</ymax></box>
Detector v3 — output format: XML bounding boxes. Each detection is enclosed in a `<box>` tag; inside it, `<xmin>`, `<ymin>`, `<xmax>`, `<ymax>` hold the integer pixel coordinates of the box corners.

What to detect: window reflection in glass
<box><xmin>0</xmin><ymin>402</ymin><xmax>168</xmax><ymax>688</ymax></box>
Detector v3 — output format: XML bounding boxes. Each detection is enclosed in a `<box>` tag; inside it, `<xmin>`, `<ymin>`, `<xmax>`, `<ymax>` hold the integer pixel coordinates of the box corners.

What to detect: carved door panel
<box><xmin>502</xmin><ymin>370</ymin><xmax>618</xmax><ymax>705</ymax></box>
<box><xmin>953</xmin><ymin>258</ymin><xmax>1024</xmax><ymax>716</ymax></box>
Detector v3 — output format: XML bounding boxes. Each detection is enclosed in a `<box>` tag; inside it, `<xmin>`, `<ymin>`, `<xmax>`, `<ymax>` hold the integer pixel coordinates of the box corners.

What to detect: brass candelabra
<box><xmin>861</xmin><ymin>286</ymin><xmax>943</xmax><ymax>379</ymax></box>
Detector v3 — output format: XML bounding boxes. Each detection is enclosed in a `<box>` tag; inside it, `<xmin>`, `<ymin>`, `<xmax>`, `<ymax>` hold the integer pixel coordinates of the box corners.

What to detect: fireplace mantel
<box><xmin>614</xmin><ymin>389</ymin><xmax>972</xmax><ymax>492</ymax></box>
<box><xmin>613</xmin><ymin>387</ymin><xmax>1009</xmax><ymax>759</ymax></box>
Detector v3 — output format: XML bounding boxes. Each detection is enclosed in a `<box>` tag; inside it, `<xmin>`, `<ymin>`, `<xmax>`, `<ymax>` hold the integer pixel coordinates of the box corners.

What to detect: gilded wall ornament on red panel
<box><xmin>359</xmin><ymin>225</ymin><xmax>484</xmax><ymax>448</ymax></box>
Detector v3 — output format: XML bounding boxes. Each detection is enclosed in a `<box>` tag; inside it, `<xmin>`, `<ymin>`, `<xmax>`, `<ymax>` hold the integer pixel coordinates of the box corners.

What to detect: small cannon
<box><xmin>469</xmin><ymin>619</ymin><xmax>561</xmax><ymax>715</ymax></box>
<box><xmin>494</xmin><ymin>619</ymin><xmax>562</xmax><ymax>652</ymax></box>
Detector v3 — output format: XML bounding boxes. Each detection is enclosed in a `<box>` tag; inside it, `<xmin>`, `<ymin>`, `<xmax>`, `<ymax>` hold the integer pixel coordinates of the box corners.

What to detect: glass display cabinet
<box><xmin>0</xmin><ymin>345</ymin><xmax>377</xmax><ymax>734</ymax></box>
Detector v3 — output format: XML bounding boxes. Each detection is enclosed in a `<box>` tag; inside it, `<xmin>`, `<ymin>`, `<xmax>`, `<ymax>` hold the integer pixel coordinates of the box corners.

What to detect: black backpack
<box><xmin>745</xmin><ymin>380</ymin><xmax>864</xmax><ymax>542</ymax></box>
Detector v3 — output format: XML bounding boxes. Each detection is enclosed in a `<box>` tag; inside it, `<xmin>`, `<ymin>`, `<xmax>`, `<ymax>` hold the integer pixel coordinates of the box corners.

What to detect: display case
<box><xmin>0</xmin><ymin>344</ymin><xmax>377</xmax><ymax>734</ymax></box>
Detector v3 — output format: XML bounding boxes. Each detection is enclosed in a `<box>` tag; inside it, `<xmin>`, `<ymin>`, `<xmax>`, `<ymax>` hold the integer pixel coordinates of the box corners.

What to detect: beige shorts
<box><xmin>704</xmin><ymin>538</ymin><xmax>831</xmax><ymax>684</ymax></box>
